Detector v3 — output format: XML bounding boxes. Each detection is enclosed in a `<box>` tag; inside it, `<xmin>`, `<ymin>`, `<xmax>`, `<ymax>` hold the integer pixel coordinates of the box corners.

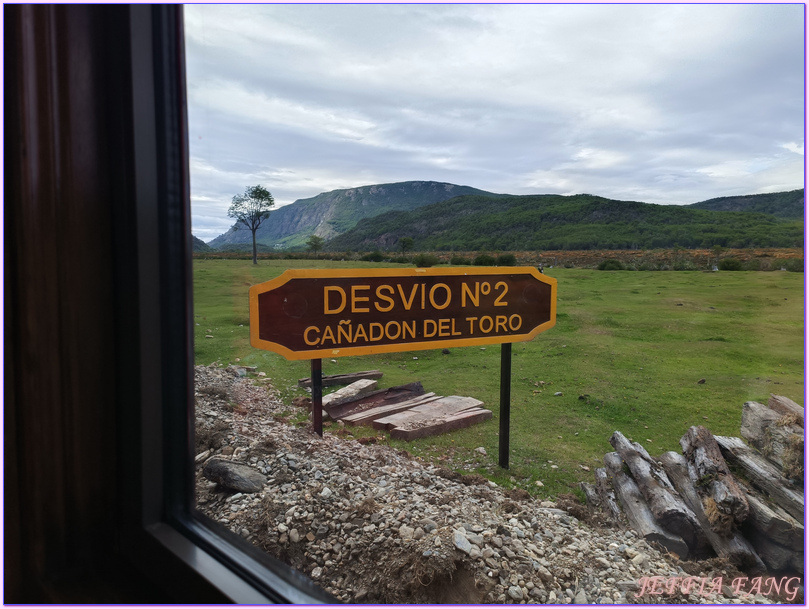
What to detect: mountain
<box><xmin>207</xmin><ymin>181</ymin><xmax>496</xmax><ymax>249</ymax></box>
<box><xmin>325</xmin><ymin>192</ymin><xmax>804</xmax><ymax>252</ymax></box>
<box><xmin>688</xmin><ymin>189</ymin><xmax>804</xmax><ymax>219</ymax></box>
<box><xmin>192</xmin><ymin>235</ymin><xmax>213</xmax><ymax>252</ymax></box>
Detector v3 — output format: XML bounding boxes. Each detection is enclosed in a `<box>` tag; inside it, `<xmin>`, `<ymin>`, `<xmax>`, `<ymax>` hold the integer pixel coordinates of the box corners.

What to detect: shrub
<box><xmin>473</xmin><ymin>254</ymin><xmax>496</xmax><ymax>266</ymax></box>
<box><xmin>413</xmin><ymin>253</ymin><xmax>440</xmax><ymax>268</ymax></box>
<box><xmin>597</xmin><ymin>259</ymin><xmax>624</xmax><ymax>271</ymax></box>
<box><xmin>450</xmin><ymin>256</ymin><xmax>470</xmax><ymax>266</ymax></box>
<box><xmin>360</xmin><ymin>251</ymin><xmax>384</xmax><ymax>262</ymax></box>
<box><xmin>718</xmin><ymin>258</ymin><xmax>743</xmax><ymax>271</ymax></box>
<box><xmin>496</xmin><ymin>253</ymin><xmax>517</xmax><ymax>266</ymax></box>
<box><xmin>389</xmin><ymin>256</ymin><xmax>410</xmax><ymax>264</ymax></box>
<box><xmin>784</xmin><ymin>258</ymin><xmax>804</xmax><ymax>273</ymax></box>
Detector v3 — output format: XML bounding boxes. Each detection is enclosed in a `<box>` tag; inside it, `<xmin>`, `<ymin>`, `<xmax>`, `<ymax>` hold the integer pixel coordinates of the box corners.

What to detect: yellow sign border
<box><xmin>249</xmin><ymin>266</ymin><xmax>557</xmax><ymax>360</ymax></box>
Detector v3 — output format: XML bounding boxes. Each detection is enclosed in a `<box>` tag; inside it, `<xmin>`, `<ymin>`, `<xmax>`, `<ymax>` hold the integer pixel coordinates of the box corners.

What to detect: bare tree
<box><xmin>227</xmin><ymin>185</ymin><xmax>274</xmax><ymax>265</ymax></box>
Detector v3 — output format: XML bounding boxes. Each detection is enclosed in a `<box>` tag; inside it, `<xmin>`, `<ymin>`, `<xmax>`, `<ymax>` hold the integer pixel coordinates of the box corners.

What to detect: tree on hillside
<box><xmin>227</xmin><ymin>185</ymin><xmax>275</xmax><ymax>265</ymax></box>
<box><xmin>399</xmin><ymin>236</ymin><xmax>414</xmax><ymax>256</ymax></box>
<box><xmin>307</xmin><ymin>234</ymin><xmax>325</xmax><ymax>258</ymax></box>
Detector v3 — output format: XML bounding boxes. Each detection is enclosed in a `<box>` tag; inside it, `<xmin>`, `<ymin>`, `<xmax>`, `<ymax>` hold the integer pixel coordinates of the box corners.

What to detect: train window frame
<box><xmin>121</xmin><ymin>5</ymin><xmax>333</xmax><ymax>603</ymax></box>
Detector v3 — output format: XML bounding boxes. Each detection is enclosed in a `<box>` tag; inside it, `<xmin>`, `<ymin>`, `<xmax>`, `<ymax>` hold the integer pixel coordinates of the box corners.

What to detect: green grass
<box><xmin>194</xmin><ymin>259</ymin><xmax>804</xmax><ymax>499</ymax></box>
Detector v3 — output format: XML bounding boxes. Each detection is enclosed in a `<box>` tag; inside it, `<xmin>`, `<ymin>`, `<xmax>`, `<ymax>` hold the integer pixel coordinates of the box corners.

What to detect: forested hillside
<box><xmin>325</xmin><ymin>193</ymin><xmax>804</xmax><ymax>252</ymax></box>
<box><xmin>689</xmin><ymin>189</ymin><xmax>804</xmax><ymax>219</ymax></box>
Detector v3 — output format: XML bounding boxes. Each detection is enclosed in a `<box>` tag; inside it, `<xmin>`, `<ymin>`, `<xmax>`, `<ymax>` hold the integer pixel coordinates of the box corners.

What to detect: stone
<box><xmin>202</xmin><ymin>458</ymin><xmax>267</xmax><ymax>493</ymax></box>
<box><xmin>574</xmin><ymin>589</ymin><xmax>588</xmax><ymax>604</ymax></box>
<box><xmin>507</xmin><ymin>586</ymin><xmax>523</xmax><ymax>600</ymax></box>
<box><xmin>475</xmin><ymin>446</ymin><xmax>488</xmax><ymax>456</ymax></box>
<box><xmin>398</xmin><ymin>525</ymin><xmax>415</xmax><ymax>540</ymax></box>
<box><xmin>289</xmin><ymin>529</ymin><xmax>301</xmax><ymax>543</ymax></box>
<box><xmin>453</xmin><ymin>530</ymin><xmax>473</xmax><ymax>554</ymax></box>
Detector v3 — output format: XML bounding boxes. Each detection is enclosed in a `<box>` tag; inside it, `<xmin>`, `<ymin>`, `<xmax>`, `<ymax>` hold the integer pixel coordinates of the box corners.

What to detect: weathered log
<box><xmin>768</xmin><ymin>394</ymin><xmax>804</xmax><ymax>423</ymax></box>
<box><xmin>679</xmin><ymin>425</ymin><xmax>750</xmax><ymax>532</ymax></box>
<box><xmin>388</xmin><ymin>408</ymin><xmax>492</xmax><ymax>440</ymax></box>
<box><xmin>580</xmin><ymin>482</ymin><xmax>601</xmax><ymax>508</ymax></box>
<box><xmin>741</xmin><ymin>400</ymin><xmax>803</xmax><ymax>481</ymax></box>
<box><xmin>324</xmin><ymin>382</ymin><xmax>425</xmax><ymax>420</ymax></box>
<box><xmin>603</xmin><ymin>452</ymin><xmax>689</xmax><ymax>558</ymax></box>
<box><xmin>743</xmin><ymin>528</ymin><xmax>801</xmax><ymax>573</ymax></box>
<box><xmin>610</xmin><ymin>431</ymin><xmax>706</xmax><ymax>555</ymax></box>
<box><xmin>298</xmin><ymin>370</ymin><xmax>383</xmax><ymax>388</ymax></box>
<box><xmin>714</xmin><ymin>435</ymin><xmax>804</xmax><ymax>521</ymax></box>
<box><xmin>594</xmin><ymin>467</ymin><xmax>622</xmax><ymax>522</ymax></box>
<box><xmin>659</xmin><ymin>451</ymin><xmax>765</xmax><ymax>572</ymax></box>
<box><xmin>744</xmin><ymin>492</ymin><xmax>804</xmax><ymax>552</ymax></box>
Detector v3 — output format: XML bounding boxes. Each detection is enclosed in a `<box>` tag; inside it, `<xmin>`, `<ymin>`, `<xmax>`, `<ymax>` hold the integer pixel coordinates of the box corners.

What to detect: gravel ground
<box><xmin>194</xmin><ymin>364</ymin><xmax>792</xmax><ymax>604</ymax></box>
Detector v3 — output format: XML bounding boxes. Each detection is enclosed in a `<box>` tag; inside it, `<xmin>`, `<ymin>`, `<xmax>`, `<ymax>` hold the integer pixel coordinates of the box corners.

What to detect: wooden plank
<box><xmin>603</xmin><ymin>452</ymin><xmax>689</xmax><ymax>558</ymax></box>
<box><xmin>372</xmin><ymin>396</ymin><xmax>483</xmax><ymax>430</ymax></box>
<box><xmin>342</xmin><ymin>393</ymin><xmax>439</xmax><ymax>425</ymax></box>
<box><xmin>610</xmin><ymin>431</ymin><xmax>707</xmax><ymax>555</ymax></box>
<box><xmin>389</xmin><ymin>409</ymin><xmax>492</xmax><ymax>440</ymax></box>
<box><xmin>659</xmin><ymin>451</ymin><xmax>765</xmax><ymax>572</ymax></box>
<box><xmin>324</xmin><ymin>381</ymin><xmax>424</xmax><ymax>420</ymax></box>
<box><xmin>298</xmin><ymin>370</ymin><xmax>383</xmax><ymax>388</ymax></box>
<box><xmin>714</xmin><ymin>435</ymin><xmax>804</xmax><ymax>521</ymax></box>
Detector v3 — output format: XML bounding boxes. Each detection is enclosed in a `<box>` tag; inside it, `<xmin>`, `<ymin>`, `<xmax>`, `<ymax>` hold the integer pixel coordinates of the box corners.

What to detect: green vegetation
<box><xmin>208</xmin><ymin>181</ymin><xmax>495</xmax><ymax>250</ymax></box>
<box><xmin>326</xmin><ymin>193</ymin><xmax>804</xmax><ymax>252</ymax></box>
<box><xmin>306</xmin><ymin>234</ymin><xmax>325</xmax><ymax>258</ymax></box>
<box><xmin>689</xmin><ymin>189</ymin><xmax>804</xmax><ymax>219</ymax></box>
<box><xmin>227</xmin><ymin>184</ymin><xmax>275</xmax><ymax>265</ymax></box>
<box><xmin>194</xmin><ymin>259</ymin><xmax>804</xmax><ymax>498</ymax></box>
<box><xmin>598</xmin><ymin>259</ymin><xmax>624</xmax><ymax>271</ymax></box>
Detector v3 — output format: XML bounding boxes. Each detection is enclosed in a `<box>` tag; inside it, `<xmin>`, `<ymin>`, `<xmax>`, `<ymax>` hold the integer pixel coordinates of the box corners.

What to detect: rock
<box><xmin>202</xmin><ymin>458</ymin><xmax>267</xmax><ymax>493</ymax></box>
<box><xmin>507</xmin><ymin>586</ymin><xmax>523</xmax><ymax>600</ymax></box>
<box><xmin>320</xmin><ymin>486</ymin><xmax>332</xmax><ymax>498</ymax></box>
<box><xmin>475</xmin><ymin>446</ymin><xmax>488</xmax><ymax>456</ymax></box>
<box><xmin>453</xmin><ymin>530</ymin><xmax>473</xmax><ymax>555</ymax></box>
<box><xmin>289</xmin><ymin>529</ymin><xmax>301</xmax><ymax>543</ymax></box>
<box><xmin>574</xmin><ymin>589</ymin><xmax>588</xmax><ymax>604</ymax></box>
<box><xmin>398</xmin><ymin>525</ymin><xmax>415</xmax><ymax>540</ymax></box>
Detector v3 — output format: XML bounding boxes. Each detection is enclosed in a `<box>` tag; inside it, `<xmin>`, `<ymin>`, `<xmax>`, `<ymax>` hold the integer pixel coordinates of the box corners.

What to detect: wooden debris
<box><xmin>321</xmin><ymin>379</ymin><xmax>378</xmax><ymax>409</ymax></box>
<box><xmin>580</xmin><ymin>482</ymin><xmax>600</xmax><ymax>508</ymax></box>
<box><xmin>741</xmin><ymin>400</ymin><xmax>803</xmax><ymax>480</ymax></box>
<box><xmin>679</xmin><ymin>425</ymin><xmax>750</xmax><ymax>532</ymax></box>
<box><xmin>603</xmin><ymin>452</ymin><xmax>689</xmax><ymax>558</ymax></box>
<box><xmin>342</xmin><ymin>393</ymin><xmax>439</xmax><ymax>426</ymax></box>
<box><xmin>744</xmin><ymin>492</ymin><xmax>804</xmax><ymax>553</ymax></box>
<box><xmin>767</xmin><ymin>394</ymin><xmax>804</xmax><ymax>423</ymax></box>
<box><xmin>298</xmin><ymin>370</ymin><xmax>384</xmax><ymax>388</ymax></box>
<box><xmin>324</xmin><ymin>382</ymin><xmax>425</xmax><ymax>420</ymax></box>
<box><xmin>373</xmin><ymin>396</ymin><xmax>482</xmax><ymax>430</ymax></box>
<box><xmin>659</xmin><ymin>451</ymin><xmax>765</xmax><ymax>572</ymax></box>
<box><xmin>389</xmin><ymin>408</ymin><xmax>492</xmax><ymax>440</ymax></box>
<box><xmin>610</xmin><ymin>431</ymin><xmax>707</xmax><ymax>555</ymax></box>
<box><xmin>594</xmin><ymin>467</ymin><xmax>622</xmax><ymax>522</ymax></box>
<box><xmin>714</xmin><ymin>435</ymin><xmax>804</xmax><ymax>521</ymax></box>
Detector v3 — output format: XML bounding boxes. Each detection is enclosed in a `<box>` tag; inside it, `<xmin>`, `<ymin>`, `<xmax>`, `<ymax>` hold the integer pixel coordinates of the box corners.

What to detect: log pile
<box><xmin>583</xmin><ymin>394</ymin><xmax>803</xmax><ymax>575</ymax></box>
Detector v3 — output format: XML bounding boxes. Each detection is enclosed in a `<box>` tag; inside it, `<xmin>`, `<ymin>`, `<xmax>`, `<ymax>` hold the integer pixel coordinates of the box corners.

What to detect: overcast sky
<box><xmin>184</xmin><ymin>3</ymin><xmax>805</xmax><ymax>242</ymax></box>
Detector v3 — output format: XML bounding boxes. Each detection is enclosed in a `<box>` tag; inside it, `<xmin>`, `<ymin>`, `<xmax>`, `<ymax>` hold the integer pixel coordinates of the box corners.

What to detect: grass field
<box><xmin>193</xmin><ymin>259</ymin><xmax>804</xmax><ymax>498</ymax></box>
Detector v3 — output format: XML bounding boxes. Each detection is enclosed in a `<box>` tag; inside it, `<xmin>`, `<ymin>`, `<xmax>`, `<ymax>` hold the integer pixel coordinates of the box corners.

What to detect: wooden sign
<box><xmin>249</xmin><ymin>267</ymin><xmax>556</xmax><ymax>360</ymax></box>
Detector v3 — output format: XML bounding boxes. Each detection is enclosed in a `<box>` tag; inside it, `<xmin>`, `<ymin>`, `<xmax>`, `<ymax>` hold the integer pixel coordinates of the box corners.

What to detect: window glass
<box><xmin>185</xmin><ymin>5</ymin><xmax>804</xmax><ymax>605</ymax></box>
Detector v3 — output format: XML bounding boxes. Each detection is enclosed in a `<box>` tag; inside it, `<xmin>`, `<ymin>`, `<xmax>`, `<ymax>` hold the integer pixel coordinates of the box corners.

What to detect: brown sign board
<box><xmin>249</xmin><ymin>267</ymin><xmax>556</xmax><ymax>360</ymax></box>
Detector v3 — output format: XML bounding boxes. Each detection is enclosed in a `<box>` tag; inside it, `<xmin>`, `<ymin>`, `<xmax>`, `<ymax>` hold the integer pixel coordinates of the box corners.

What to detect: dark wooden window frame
<box><xmin>5</xmin><ymin>4</ymin><xmax>332</xmax><ymax>603</ymax></box>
